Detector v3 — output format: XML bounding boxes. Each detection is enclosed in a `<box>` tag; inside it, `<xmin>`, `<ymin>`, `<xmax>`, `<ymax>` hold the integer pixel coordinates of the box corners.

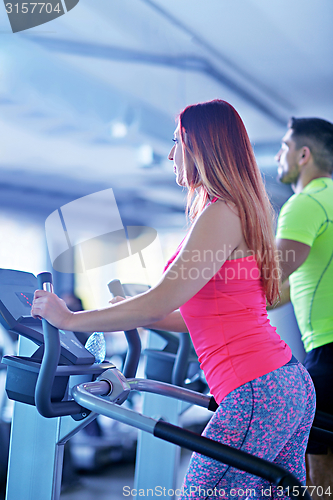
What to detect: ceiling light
<box><xmin>110</xmin><ymin>121</ymin><xmax>128</xmax><ymax>138</ymax></box>
<box><xmin>137</xmin><ymin>144</ymin><xmax>154</xmax><ymax>167</ymax></box>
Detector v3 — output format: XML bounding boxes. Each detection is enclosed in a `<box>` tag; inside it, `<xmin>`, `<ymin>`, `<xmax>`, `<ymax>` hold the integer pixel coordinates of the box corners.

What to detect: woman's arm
<box><xmin>109</xmin><ymin>296</ymin><xmax>189</xmax><ymax>333</ymax></box>
<box><xmin>144</xmin><ymin>310</ymin><xmax>189</xmax><ymax>333</ymax></box>
<box><xmin>32</xmin><ymin>201</ymin><xmax>242</xmax><ymax>333</ymax></box>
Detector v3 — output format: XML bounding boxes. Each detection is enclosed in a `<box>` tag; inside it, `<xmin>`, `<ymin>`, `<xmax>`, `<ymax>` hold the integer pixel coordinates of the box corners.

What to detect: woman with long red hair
<box><xmin>32</xmin><ymin>99</ymin><xmax>315</xmax><ymax>496</ymax></box>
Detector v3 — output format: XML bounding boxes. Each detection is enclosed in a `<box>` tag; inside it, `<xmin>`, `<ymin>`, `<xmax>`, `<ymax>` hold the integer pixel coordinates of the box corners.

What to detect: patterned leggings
<box><xmin>180</xmin><ymin>362</ymin><xmax>316</xmax><ymax>499</ymax></box>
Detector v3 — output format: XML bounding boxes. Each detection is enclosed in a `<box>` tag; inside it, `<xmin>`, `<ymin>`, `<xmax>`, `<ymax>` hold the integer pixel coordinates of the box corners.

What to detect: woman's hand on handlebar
<box><xmin>109</xmin><ymin>295</ymin><xmax>129</xmax><ymax>304</ymax></box>
<box><xmin>32</xmin><ymin>290</ymin><xmax>74</xmax><ymax>330</ymax></box>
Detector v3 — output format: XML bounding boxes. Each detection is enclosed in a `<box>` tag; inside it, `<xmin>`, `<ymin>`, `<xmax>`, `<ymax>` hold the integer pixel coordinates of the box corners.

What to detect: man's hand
<box><xmin>268</xmin><ymin>279</ymin><xmax>290</xmax><ymax>309</ymax></box>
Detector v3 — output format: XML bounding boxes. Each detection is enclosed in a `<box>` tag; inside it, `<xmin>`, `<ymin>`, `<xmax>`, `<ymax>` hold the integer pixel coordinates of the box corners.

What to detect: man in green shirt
<box><xmin>275</xmin><ymin>117</ymin><xmax>333</xmax><ymax>495</ymax></box>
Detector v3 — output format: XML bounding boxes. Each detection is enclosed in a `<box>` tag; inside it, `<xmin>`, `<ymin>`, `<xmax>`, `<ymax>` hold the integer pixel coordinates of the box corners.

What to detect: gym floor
<box><xmin>60</xmin><ymin>449</ymin><xmax>192</xmax><ymax>500</ymax></box>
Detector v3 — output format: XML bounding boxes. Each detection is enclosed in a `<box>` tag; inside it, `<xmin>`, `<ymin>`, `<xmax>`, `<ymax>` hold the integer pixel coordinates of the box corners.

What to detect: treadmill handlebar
<box><xmin>34</xmin><ymin>272</ymin><xmax>87</xmax><ymax>418</ymax></box>
<box><xmin>108</xmin><ymin>279</ymin><xmax>141</xmax><ymax>378</ymax></box>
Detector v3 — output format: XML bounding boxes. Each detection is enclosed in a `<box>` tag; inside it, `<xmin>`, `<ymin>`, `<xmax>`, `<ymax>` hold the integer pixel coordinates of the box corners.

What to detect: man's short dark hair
<box><xmin>288</xmin><ymin>117</ymin><xmax>333</xmax><ymax>174</ymax></box>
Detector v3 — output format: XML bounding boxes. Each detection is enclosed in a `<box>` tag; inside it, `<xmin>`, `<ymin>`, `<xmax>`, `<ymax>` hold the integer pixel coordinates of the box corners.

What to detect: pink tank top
<box><xmin>164</xmin><ymin>205</ymin><xmax>292</xmax><ymax>404</ymax></box>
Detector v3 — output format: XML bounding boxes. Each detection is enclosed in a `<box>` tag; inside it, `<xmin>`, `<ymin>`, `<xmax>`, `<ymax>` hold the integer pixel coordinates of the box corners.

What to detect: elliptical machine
<box><xmin>0</xmin><ymin>269</ymin><xmax>326</xmax><ymax>500</ymax></box>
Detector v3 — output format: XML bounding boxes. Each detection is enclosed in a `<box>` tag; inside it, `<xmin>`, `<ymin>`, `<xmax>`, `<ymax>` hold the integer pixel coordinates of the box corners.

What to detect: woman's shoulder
<box><xmin>202</xmin><ymin>198</ymin><xmax>240</xmax><ymax>220</ymax></box>
<box><xmin>177</xmin><ymin>198</ymin><xmax>243</xmax><ymax>265</ymax></box>
<box><xmin>188</xmin><ymin>198</ymin><xmax>242</xmax><ymax>244</ymax></box>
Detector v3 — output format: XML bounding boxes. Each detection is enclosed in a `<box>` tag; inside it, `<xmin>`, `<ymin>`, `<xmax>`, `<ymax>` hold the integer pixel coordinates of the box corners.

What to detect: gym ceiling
<box><xmin>0</xmin><ymin>0</ymin><xmax>332</xmax><ymax>228</ymax></box>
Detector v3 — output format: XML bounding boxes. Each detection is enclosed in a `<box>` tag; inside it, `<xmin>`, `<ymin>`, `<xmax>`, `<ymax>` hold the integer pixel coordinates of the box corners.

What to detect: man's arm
<box><xmin>276</xmin><ymin>238</ymin><xmax>311</xmax><ymax>283</ymax></box>
<box><xmin>271</xmin><ymin>238</ymin><xmax>311</xmax><ymax>309</ymax></box>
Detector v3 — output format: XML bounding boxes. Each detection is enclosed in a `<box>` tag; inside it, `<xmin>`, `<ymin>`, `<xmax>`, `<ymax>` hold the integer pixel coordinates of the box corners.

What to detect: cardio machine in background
<box><xmin>0</xmin><ymin>268</ymin><xmax>331</xmax><ymax>500</ymax></box>
<box><xmin>0</xmin><ymin>325</ymin><xmax>15</xmax><ymax>500</ymax></box>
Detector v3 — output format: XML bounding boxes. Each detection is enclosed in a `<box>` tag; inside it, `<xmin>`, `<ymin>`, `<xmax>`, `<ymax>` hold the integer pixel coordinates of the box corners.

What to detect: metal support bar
<box><xmin>128</xmin><ymin>378</ymin><xmax>212</xmax><ymax>408</ymax></box>
<box><xmin>72</xmin><ymin>383</ymin><xmax>156</xmax><ymax>434</ymax></box>
<box><xmin>72</xmin><ymin>378</ymin><xmax>311</xmax><ymax>500</ymax></box>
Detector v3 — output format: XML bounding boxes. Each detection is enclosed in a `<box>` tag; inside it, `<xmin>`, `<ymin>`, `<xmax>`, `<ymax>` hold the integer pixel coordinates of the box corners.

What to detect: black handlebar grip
<box><xmin>108</xmin><ymin>279</ymin><xmax>141</xmax><ymax>378</ymax></box>
<box><xmin>153</xmin><ymin>421</ymin><xmax>311</xmax><ymax>500</ymax></box>
<box><xmin>37</xmin><ymin>272</ymin><xmax>53</xmax><ymax>290</ymax></box>
<box><xmin>34</xmin><ymin>272</ymin><xmax>85</xmax><ymax>418</ymax></box>
<box><xmin>108</xmin><ymin>279</ymin><xmax>126</xmax><ymax>299</ymax></box>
